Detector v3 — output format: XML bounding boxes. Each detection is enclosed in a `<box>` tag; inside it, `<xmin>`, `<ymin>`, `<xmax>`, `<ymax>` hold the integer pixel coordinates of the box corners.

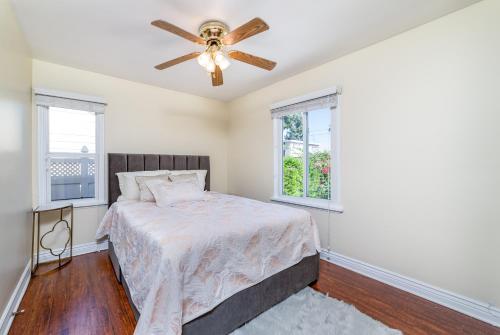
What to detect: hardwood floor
<box><xmin>10</xmin><ymin>252</ymin><xmax>136</xmax><ymax>335</ymax></box>
<box><xmin>9</xmin><ymin>252</ymin><xmax>499</xmax><ymax>335</ymax></box>
<box><xmin>311</xmin><ymin>261</ymin><xmax>499</xmax><ymax>335</ymax></box>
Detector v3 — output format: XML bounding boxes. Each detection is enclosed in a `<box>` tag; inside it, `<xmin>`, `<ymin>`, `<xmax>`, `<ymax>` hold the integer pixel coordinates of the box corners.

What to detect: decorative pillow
<box><xmin>135</xmin><ymin>174</ymin><xmax>171</xmax><ymax>202</ymax></box>
<box><xmin>168</xmin><ymin>170</ymin><xmax>207</xmax><ymax>191</ymax></box>
<box><xmin>145</xmin><ymin>179</ymin><xmax>205</xmax><ymax>207</ymax></box>
<box><xmin>116</xmin><ymin>170</ymin><xmax>169</xmax><ymax>200</ymax></box>
<box><xmin>169</xmin><ymin>173</ymin><xmax>198</xmax><ymax>186</ymax></box>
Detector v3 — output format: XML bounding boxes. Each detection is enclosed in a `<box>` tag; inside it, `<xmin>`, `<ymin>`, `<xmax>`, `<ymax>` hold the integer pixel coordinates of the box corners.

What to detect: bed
<box><xmin>99</xmin><ymin>153</ymin><xmax>320</xmax><ymax>335</ymax></box>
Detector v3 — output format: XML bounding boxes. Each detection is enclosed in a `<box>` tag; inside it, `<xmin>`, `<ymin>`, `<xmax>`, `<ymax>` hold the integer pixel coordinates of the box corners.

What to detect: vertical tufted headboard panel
<box><xmin>108</xmin><ymin>153</ymin><xmax>210</xmax><ymax>206</ymax></box>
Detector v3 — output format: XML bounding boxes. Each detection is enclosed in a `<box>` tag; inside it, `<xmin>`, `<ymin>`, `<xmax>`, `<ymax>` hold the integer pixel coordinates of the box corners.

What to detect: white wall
<box><xmin>227</xmin><ymin>0</ymin><xmax>500</xmax><ymax>307</ymax></box>
<box><xmin>32</xmin><ymin>60</ymin><xmax>228</xmax><ymax>247</ymax></box>
<box><xmin>0</xmin><ymin>0</ymin><xmax>32</xmax><ymax>321</ymax></box>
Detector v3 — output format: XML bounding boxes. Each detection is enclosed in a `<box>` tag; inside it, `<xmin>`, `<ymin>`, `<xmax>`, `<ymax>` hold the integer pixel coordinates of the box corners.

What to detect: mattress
<box><xmin>96</xmin><ymin>192</ymin><xmax>321</xmax><ymax>335</ymax></box>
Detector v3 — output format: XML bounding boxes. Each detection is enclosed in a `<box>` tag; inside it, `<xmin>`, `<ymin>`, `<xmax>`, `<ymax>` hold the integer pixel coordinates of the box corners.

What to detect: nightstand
<box><xmin>31</xmin><ymin>203</ymin><xmax>74</xmax><ymax>276</ymax></box>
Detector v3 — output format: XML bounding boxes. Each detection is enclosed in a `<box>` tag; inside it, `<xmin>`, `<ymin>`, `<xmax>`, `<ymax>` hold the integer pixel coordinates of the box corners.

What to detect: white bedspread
<box><xmin>96</xmin><ymin>192</ymin><xmax>321</xmax><ymax>335</ymax></box>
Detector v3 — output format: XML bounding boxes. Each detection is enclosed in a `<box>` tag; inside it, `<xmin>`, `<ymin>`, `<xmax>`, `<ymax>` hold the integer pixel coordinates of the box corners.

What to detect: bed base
<box><xmin>108</xmin><ymin>241</ymin><xmax>319</xmax><ymax>335</ymax></box>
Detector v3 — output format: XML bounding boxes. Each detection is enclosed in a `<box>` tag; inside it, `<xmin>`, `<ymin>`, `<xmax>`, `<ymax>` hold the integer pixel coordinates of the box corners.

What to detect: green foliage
<box><xmin>283</xmin><ymin>114</ymin><xmax>303</xmax><ymax>140</ymax></box>
<box><xmin>283</xmin><ymin>151</ymin><xmax>331</xmax><ymax>199</ymax></box>
<box><xmin>308</xmin><ymin>151</ymin><xmax>331</xmax><ymax>199</ymax></box>
<box><xmin>283</xmin><ymin>156</ymin><xmax>303</xmax><ymax>196</ymax></box>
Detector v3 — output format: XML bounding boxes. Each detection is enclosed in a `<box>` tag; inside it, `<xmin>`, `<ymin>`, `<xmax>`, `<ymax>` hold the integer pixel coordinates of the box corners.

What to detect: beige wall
<box><xmin>227</xmin><ymin>0</ymin><xmax>500</xmax><ymax>307</ymax></box>
<box><xmin>0</xmin><ymin>0</ymin><xmax>32</xmax><ymax>322</ymax></box>
<box><xmin>32</xmin><ymin>60</ymin><xmax>228</xmax><ymax>247</ymax></box>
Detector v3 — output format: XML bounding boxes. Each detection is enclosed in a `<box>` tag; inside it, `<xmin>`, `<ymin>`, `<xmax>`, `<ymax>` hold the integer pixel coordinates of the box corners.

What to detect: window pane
<box><xmin>282</xmin><ymin>113</ymin><xmax>304</xmax><ymax>197</ymax></box>
<box><xmin>307</xmin><ymin>108</ymin><xmax>331</xmax><ymax>200</ymax></box>
<box><xmin>49</xmin><ymin>107</ymin><xmax>96</xmax><ymax>153</ymax></box>
<box><xmin>50</xmin><ymin>157</ymin><xmax>95</xmax><ymax>201</ymax></box>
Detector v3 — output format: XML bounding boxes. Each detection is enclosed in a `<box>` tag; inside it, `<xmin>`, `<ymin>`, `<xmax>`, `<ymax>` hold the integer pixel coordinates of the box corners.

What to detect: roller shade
<box><xmin>271</xmin><ymin>94</ymin><xmax>337</xmax><ymax>119</ymax></box>
<box><xmin>34</xmin><ymin>93</ymin><xmax>106</xmax><ymax>114</ymax></box>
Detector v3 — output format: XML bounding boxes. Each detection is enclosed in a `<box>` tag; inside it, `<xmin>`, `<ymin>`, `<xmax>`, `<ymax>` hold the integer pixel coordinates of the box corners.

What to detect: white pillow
<box><xmin>135</xmin><ymin>174</ymin><xmax>171</xmax><ymax>202</ymax></box>
<box><xmin>145</xmin><ymin>179</ymin><xmax>205</xmax><ymax>207</ymax></box>
<box><xmin>168</xmin><ymin>170</ymin><xmax>207</xmax><ymax>191</ymax></box>
<box><xmin>116</xmin><ymin>170</ymin><xmax>169</xmax><ymax>200</ymax></box>
<box><xmin>169</xmin><ymin>173</ymin><xmax>198</xmax><ymax>185</ymax></box>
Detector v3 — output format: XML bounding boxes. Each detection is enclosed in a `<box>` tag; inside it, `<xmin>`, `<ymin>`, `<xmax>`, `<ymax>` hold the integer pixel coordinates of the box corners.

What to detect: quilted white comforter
<box><xmin>96</xmin><ymin>192</ymin><xmax>321</xmax><ymax>335</ymax></box>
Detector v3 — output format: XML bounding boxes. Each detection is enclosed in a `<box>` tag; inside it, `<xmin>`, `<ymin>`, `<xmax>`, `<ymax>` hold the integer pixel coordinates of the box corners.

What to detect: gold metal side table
<box><xmin>31</xmin><ymin>203</ymin><xmax>73</xmax><ymax>276</ymax></box>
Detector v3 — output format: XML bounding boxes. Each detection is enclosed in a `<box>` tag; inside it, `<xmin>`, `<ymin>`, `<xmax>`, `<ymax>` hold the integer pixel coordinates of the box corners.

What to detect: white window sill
<box><xmin>270</xmin><ymin>196</ymin><xmax>343</xmax><ymax>213</ymax></box>
<box><xmin>39</xmin><ymin>199</ymin><xmax>107</xmax><ymax>209</ymax></box>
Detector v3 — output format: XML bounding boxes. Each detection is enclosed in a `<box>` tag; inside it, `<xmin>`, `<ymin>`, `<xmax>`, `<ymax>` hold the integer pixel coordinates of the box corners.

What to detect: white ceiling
<box><xmin>11</xmin><ymin>0</ymin><xmax>479</xmax><ymax>101</ymax></box>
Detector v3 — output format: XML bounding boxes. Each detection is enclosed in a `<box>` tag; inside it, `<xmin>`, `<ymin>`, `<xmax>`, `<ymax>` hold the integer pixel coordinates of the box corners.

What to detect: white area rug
<box><xmin>232</xmin><ymin>287</ymin><xmax>402</xmax><ymax>335</ymax></box>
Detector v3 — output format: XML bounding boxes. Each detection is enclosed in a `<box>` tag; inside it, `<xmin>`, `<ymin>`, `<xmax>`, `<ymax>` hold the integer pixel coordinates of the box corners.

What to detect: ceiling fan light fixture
<box><xmin>197</xmin><ymin>51</ymin><xmax>211</xmax><ymax>67</ymax></box>
<box><xmin>205</xmin><ymin>59</ymin><xmax>216</xmax><ymax>72</ymax></box>
<box><xmin>217</xmin><ymin>56</ymin><xmax>230</xmax><ymax>70</ymax></box>
<box><xmin>214</xmin><ymin>51</ymin><xmax>230</xmax><ymax>70</ymax></box>
<box><xmin>214</xmin><ymin>51</ymin><xmax>224</xmax><ymax>64</ymax></box>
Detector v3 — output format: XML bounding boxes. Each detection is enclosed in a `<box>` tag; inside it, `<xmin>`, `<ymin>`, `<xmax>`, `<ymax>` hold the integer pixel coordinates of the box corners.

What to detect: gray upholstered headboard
<box><xmin>108</xmin><ymin>153</ymin><xmax>210</xmax><ymax>206</ymax></box>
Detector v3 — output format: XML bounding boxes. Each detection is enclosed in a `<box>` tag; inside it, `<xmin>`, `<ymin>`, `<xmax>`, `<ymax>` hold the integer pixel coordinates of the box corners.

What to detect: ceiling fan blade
<box><xmin>151</xmin><ymin>20</ymin><xmax>205</xmax><ymax>45</ymax></box>
<box><xmin>154</xmin><ymin>52</ymin><xmax>200</xmax><ymax>70</ymax></box>
<box><xmin>228</xmin><ymin>50</ymin><xmax>276</xmax><ymax>71</ymax></box>
<box><xmin>211</xmin><ymin>66</ymin><xmax>223</xmax><ymax>86</ymax></box>
<box><xmin>221</xmin><ymin>18</ymin><xmax>269</xmax><ymax>45</ymax></box>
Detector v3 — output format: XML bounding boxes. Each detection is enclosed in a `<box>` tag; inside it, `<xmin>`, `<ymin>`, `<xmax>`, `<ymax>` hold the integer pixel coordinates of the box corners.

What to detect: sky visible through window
<box><xmin>49</xmin><ymin>107</ymin><xmax>96</xmax><ymax>154</ymax></box>
<box><xmin>308</xmin><ymin>108</ymin><xmax>331</xmax><ymax>151</ymax></box>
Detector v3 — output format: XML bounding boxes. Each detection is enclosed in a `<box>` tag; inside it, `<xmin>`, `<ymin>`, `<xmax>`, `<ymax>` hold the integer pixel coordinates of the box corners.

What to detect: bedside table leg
<box><xmin>37</xmin><ymin>212</ymin><xmax>40</xmax><ymax>270</ymax></box>
<box><xmin>31</xmin><ymin>212</ymin><xmax>35</xmax><ymax>274</ymax></box>
<box><xmin>70</xmin><ymin>206</ymin><xmax>73</xmax><ymax>259</ymax></box>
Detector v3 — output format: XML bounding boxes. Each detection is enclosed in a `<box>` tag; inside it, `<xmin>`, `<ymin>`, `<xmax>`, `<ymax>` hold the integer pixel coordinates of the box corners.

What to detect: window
<box><xmin>36</xmin><ymin>89</ymin><xmax>106</xmax><ymax>207</ymax></box>
<box><xmin>271</xmin><ymin>88</ymin><xmax>342</xmax><ymax>211</ymax></box>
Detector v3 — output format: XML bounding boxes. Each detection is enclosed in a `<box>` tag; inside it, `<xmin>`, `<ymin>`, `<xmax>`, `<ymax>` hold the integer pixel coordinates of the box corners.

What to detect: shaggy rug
<box><xmin>232</xmin><ymin>287</ymin><xmax>402</xmax><ymax>335</ymax></box>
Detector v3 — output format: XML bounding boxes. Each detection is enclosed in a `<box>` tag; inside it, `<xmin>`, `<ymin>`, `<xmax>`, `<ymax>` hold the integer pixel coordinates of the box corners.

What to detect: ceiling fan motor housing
<box><xmin>199</xmin><ymin>20</ymin><xmax>229</xmax><ymax>46</ymax></box>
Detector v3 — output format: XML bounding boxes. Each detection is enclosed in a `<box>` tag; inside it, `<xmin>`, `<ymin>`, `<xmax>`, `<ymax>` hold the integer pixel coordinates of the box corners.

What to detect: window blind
<box><xmin>34</xmin><ymin>93</ymin><xmax>106</xmax><ymax>114</ymax></box>
<box><xmin>270</xmin><ymin>94</ymin><xmax>337</xmax><ymax>119</ymax></box>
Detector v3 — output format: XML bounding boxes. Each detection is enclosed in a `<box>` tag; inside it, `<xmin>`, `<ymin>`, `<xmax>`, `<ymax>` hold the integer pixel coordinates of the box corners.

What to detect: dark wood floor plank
<box><xmin>9</xmin><ymin>252</ymin><xmax>499</xmax><ymax>335</ymax></box>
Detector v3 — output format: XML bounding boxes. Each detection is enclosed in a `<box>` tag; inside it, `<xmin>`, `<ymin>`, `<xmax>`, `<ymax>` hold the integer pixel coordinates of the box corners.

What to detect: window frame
<box><xmin>271</xmin><ymin>87</ymin><xmax>343</xmax><ymax>212</ymax></box>
<box><xmin>36</xmin><ymin>93</ymin><xmax>106</xmax><ymax>208</ymax></box>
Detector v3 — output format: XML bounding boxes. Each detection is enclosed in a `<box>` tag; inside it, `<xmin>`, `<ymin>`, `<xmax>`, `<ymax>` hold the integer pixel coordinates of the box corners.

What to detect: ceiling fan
<box><xmin>151</xmin><ymin>18</ymin><xmax>277</xmax><ymax>87</ymax></box>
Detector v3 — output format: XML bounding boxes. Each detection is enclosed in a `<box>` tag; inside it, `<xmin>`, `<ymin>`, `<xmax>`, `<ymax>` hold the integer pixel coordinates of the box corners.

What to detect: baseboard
<box><xmin>320</xmin><ymin>249</ymin><xmax>500</xmax><ymax>328</ymax></box>
<box><xmin>0</xmin><ymin>263</ymin><xmax>31</xmax><ymax>335</ymax></box>
<box><xmin>0</xmin><ymin>240</ymin><xmax>109</xmax><ymax>335</ymax></box>
<box><xmin>38</xmin><ymin>240</ymin><xmax>109</xmax><ymax>263</ymax></box>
